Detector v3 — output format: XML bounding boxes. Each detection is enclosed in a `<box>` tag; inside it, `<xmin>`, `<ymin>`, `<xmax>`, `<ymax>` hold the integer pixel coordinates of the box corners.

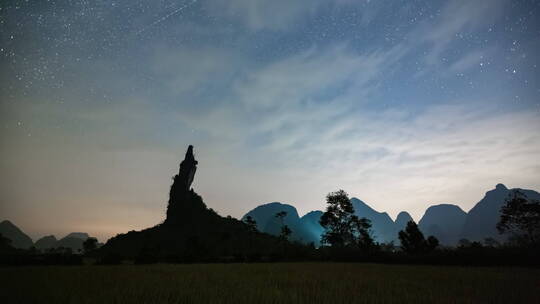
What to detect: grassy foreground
<box><xmin>1</xmin><ymin>263</ymin><xmax>539</xmax><ymax>303</ymax></box>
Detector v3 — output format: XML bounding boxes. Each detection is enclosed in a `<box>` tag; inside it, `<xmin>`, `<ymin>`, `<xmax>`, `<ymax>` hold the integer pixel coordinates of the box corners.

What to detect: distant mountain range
<box><xmin>0</xmin><ymin>220</ymin><xmax>97</xmax><ymax>252</ymax></box>
<box><xmin>0</xmin><ymin>220</ymin><xmax>34</xmax><ymax>249</ymax></box>
<box><xmin>3</xmin><ymin>184</ymin><xmax>539</xmax><ymax>248</ymax></box>
<box><xmin>242</xmin><ymin>184</ymin><xmax>540</xmax><ymax>246</ymax></box>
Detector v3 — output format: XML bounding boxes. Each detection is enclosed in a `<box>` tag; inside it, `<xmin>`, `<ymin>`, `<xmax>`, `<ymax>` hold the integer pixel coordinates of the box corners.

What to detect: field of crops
<box><xmin>1</xmin><ymin>263</ymin><xmax>539</xmax><ymax>303</ymax></box>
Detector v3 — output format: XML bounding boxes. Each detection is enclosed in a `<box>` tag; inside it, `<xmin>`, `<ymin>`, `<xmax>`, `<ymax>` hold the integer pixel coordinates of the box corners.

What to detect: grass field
<box><xmin>1</xmin><ymin>263</ymin><xmax>539</xmax><ymax>303</ymax></box>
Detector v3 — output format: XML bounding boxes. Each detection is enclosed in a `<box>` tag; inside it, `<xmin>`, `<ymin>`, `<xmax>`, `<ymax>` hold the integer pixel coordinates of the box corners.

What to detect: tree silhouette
<box><xmin>458</xmin><ymin>238</ymin><xmax>471</xmax><ymax>248</ymax></box>
<box><xmin>398</xmin><ymin>221</ymin><xmax>438</xmax><ymax>253</ymax></box>
<box><xmin>83</xmin><ymin>237</ymin><xmax>98</xmax><ymax>254</ymax></box>
<box><xmin>426</xmin><ymin>236</ymin><xmax>439</xmax><ymax>251</ymax></box>
<box><xmin>353</xmin><ymin>217</ymin><xmax>375</xmax><ymax>249</ymax></box>
<box><xmin>275</xmin><ymin>211</ymin><xmax>292</xmax><ymax>240</ymax></box>
<box><xmin>280</xmin><ymin>225</ymin><xmax>292</xmax><ymax>241</ymax></box>
<box><xmin>483</xmin><ymin>237</ymin><xmax>500</xmax><ymax>247</ymax></box>
<box><xmin>243</xmin><ymin>216</ymin><xmax>258</xmax><ymax>233</ymax></box>
<box><xmin>319</xmin><ymin>190</ymin><xmax>374</xmax><ymax>248</ymax></box>
<box><xmin>497</xmin><ymin>190</ymin><xmax>540</xmax><ymax>245</ymax></box>
<box><xmin>457</xmin><ymin>238</ymin><xmax>482</xmax><ymax>249</ymax></box>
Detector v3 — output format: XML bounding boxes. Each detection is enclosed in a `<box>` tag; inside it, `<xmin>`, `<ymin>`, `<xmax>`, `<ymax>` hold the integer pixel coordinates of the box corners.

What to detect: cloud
<box><xmin>207</xmin><ymin>0</ymin><xmax>324</xmax><ymax>30</ymax></box>
<box><xmin>449</xmin><ymin>49</ymin><xmax>489</xmax><ymax>72</ymax></box>
<box><xmin>232</xmin><ymin>44</ymin><xmax>407</xmax><ymax>138</ymax></box>
<box><xmin>205</xmin><ymin>0</ymin><xmax>388</xmax><ymax>31</ymax></box>
<box><xmin>417</xmin><ymin>0</ymin><xmax>507</xmax><ymax>65</ymax></box>
<box><xmin>236</xmin><ymin>45</ymin><xmax>385</xmax><ymax>108</ymax></box>
<box><xmin>152</xmin><ymin>46</ymin><xmax>236</xmax><ymax>96</ymax></box>
<box><xmin>147</xmin><ymin>42</ymin><xmax>407</xmax><ymax>149</ymax></box>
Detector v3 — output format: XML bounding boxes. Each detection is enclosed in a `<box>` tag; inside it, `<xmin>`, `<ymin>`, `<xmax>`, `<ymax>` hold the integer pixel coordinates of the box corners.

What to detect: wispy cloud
<box><xmin>208</xmin><ymin>0</ymin><xmax>324</xmax><ymax>30</ymax></box>
<box><xmin>449</xmin><ymin>49</ymin><xmax>489</xmax><ymax>73</ymax></box>
<box><xmin>416</xmin><ymin>0</ymin><xmax>508</xmax><ymax>65</ymax></box>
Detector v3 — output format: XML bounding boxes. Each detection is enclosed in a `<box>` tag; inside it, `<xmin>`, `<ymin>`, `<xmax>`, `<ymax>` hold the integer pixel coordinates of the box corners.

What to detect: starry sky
<box><xmin>1</xmin><ymin>0</ymin><xmax>539</xmax><ymax>242</ymax></box>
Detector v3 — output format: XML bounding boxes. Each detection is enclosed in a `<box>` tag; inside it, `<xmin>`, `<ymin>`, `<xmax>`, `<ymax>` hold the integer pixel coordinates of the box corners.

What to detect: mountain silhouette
<box><xmin>242</xmin><ymin>203</ymin><xmax>299</xmax><ymax>234</ymax></box>
<box><xmin>242</xmin><ymin>203</ymin><xmax>297</xmax><ymax>233</ymax></box>
<box><xmin>34</xmin><ymin>233</ymin><xmax>96</xmax><ymax>251</ymax></box>
<box><xmin>99</xmin><ymin>145</ymin><xmax>300</xmax><ymax>261</ymax></box>
<box><xmin>0</xmin><ymin>220</ymin><xmax>97</xmax><ymax>252</ymax></box>
<box><xmin>63</xmin><ymin>232</ymin><xmax>89</xmax><ymax>240</ymax></box>
<box><xmin>55</xmin><ymin>233</ymin><xmax>90</xmax><ymax>252</ymax></box>
<box><xmin>395</xmin><ymin>211</ymin><xmax>413</xmax><ymax>231</ymax></box>
<box><xmin>299</xmin><ymin>211</ymin><xmax>324</xmax><ymax>246</ymax></box>
<box><xmin>34</xmin><ymin>235</ymin><xmax>57</xmax><ymax>250</ymax></box>
<box><xmin>242</xmin><ymin>203</ymin><xmax>320</xmax><ymax>245</ymax></box>
<box><xmin>243</xmin><ymin>184</ymin><xmax>540</xmax><ymax>246</ymax></box>
<box><xmin>350</xmin><ymin>198</ymin><xmax>398</xmax><ymax>243</ymax></box>
<box><xmin>461</xmin><ymin>184</ymin><xmax>540</xmax><ymax>242</ymax></box>
<box><xmin>243</xmin><ymin>198</ymin><xmax>400</xmax><ymax>245</ymax></box>
<box><xmin>0</xmin><ymin>220</ymin><xmax>33</xmax><ymax>249</ymax></box>
<box><xmin>418</xmin><ymin>204</ymin><xmax>467</xmax><ymax>245</ymax></box>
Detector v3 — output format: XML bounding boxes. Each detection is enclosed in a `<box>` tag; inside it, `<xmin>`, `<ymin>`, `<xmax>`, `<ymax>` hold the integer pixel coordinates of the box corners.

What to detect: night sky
<box><xmin>1</xmin><ymin>0</ymin><xmax>539</xmax><ymax>242</ymax></box>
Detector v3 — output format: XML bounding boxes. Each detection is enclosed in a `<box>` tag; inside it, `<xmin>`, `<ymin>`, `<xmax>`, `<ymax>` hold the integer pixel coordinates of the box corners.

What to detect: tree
<box><xmin>280</xmin><ymin>225</ymin><xmax>292</xmax><ymax>241</ymax></box>
<box><xmin>398</xmin><ymin>221</ymin><xmax>438</xmax><ymax>253</ymax></box>
<box><xmin>380</xmin><ymin>241</ymin><xmax>396</xmax><ymax>253</ymax></box>
<box><xmin>243</xmin><ymin>216</ymin><xmax>258</xmax><ymax>233</ymax></box>
<box><xmin>426</xmin><ymin>236</ymin><xmax>439</xmax><ymax>251</ymax></box>
<box><xmin>319</xmin><ymin>190</ymin><xmax>375</xmax><ymax>248</ymax></box>
<box><xmin>83</xmin><ymin>237</ymin><xmax>98</xmax><ymax>254</ymax></box>
<box><xmin>458</xmin><ymin>238</ymin><xmax>471</xmax><ymax>248</ymax></box>
<box><xmin>353</xmin><ymin>216</ymin><xmax>375</xmax><ymax>249</ymax></box>
<box><xmin>275</xmin><ymin>211</ymin><xmax>292</xmax><ymax>240</ymax></box>
<box><xmin>483</xmin><ymin>237</ymin><xmax>500</xmax><ymax>247</ymax></box>
<box><xmin>497</xmin><ymin>190</ymin><xmax>540</xmax><ymax>245</ymax></box>
<box><xmin>457</xmin><ymin>238</ymin><xmax>482</xmax><ymax>249</ymax></box>
<box><xmin>242</xmin><ymin>216</ymin><xmax>259</xmax><ymax>256</ymax></box>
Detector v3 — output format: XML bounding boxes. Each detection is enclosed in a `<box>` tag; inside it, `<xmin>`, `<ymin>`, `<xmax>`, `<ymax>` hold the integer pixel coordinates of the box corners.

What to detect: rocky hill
<box><xmin>99</xmin><ymin>145</ymin><xmax>303</xmax><ymax>261</ymax></box>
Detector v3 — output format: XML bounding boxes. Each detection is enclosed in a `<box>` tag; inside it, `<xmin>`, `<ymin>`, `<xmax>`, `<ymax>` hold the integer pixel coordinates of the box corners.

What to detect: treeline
<box><xmin>0</xmin><ymin>236</ymin><xmax>98</xmax><ymax>266</ymax></box>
